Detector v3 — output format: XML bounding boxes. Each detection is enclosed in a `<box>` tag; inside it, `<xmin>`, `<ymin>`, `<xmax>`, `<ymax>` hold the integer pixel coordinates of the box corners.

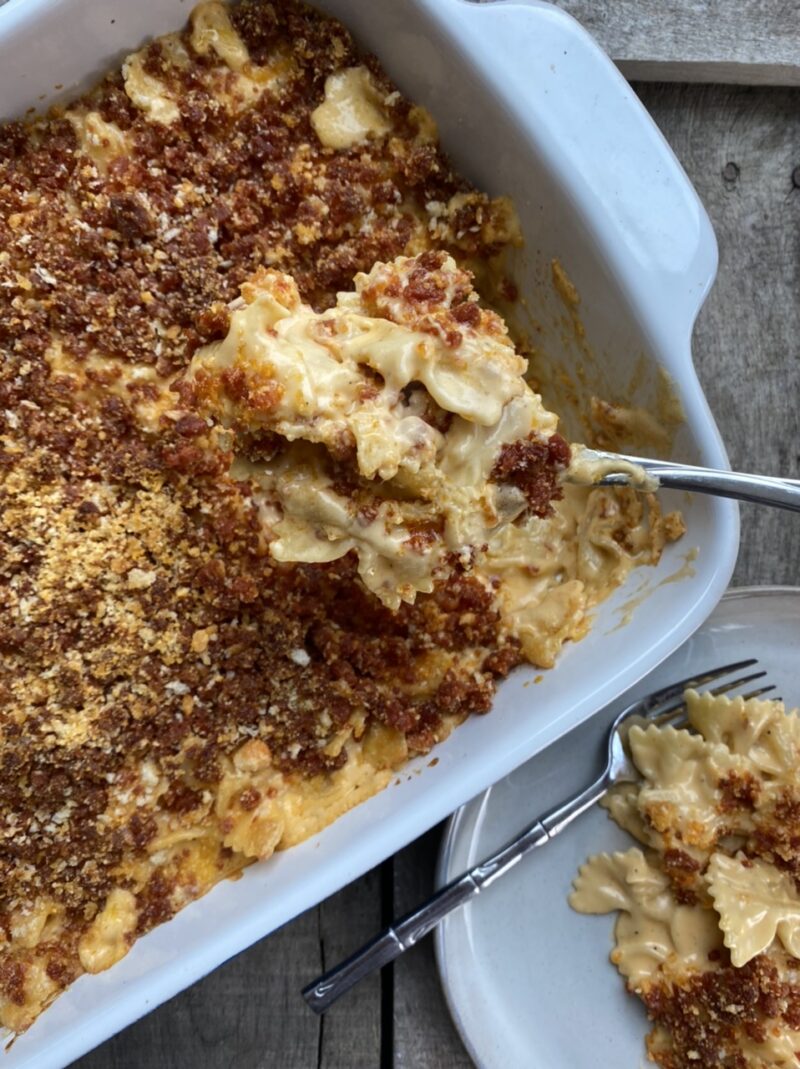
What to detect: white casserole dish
<box><xmin>0</xmin><ymin>0</ymin><xmax>738</xmax><ymax>1064</ymax></box>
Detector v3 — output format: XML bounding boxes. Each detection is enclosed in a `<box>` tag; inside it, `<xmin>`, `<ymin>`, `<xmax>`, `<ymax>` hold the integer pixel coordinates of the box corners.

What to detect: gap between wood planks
<box><xmin>380</xmin><ymin>862</ymin><xmax>395</xmax><ymax>1069</ymax></box>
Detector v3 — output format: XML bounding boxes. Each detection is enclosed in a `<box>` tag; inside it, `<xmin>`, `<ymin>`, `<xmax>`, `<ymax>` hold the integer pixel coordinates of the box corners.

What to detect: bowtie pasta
<box><xmin>572</xmin><ymin>690</ymin><xmax>800</xmax><ymax>1068</ymax></box>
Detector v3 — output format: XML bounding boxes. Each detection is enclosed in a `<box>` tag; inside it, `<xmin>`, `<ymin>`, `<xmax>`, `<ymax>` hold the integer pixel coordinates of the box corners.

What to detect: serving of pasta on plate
<box><xmin>573</xmin><ymin>690</ymin><xmax>800</xmax><ymax>1068</ymax></box>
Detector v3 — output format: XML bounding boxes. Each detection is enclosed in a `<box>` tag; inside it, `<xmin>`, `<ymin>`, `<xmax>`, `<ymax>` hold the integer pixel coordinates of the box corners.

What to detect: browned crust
<box><xmin>0</xmin><ymin>0</ymin><xmax>523</xmax><ymax>1030</ymax></box>
<box><xmin>491</xmin><ymin>433</ymin><xmax>571</xmax><ymax>518</ymax></box>
<box><xmin>643</xmin><ymin>954</ymin><xmax>800</xmax><ymax>1068</ymax></box>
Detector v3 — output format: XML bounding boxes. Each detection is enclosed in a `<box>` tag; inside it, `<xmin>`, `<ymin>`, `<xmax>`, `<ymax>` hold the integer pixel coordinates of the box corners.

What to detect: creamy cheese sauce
<box><xmin>45</xmin><ymin>340</ymin><xmax>177</xmax><ymax>432</ymax></box>
<box><xmin>65</xmin><ymin>110</ymin><xmax>130</xmax><ymax>171</ymax></box>
<box><xmin>185</xmin><ymin>253</ymin><xmax>674</xmax><ymax>660</ymax></box>
<box><xmin>122</xmin><ymin>48</ymin><xmax>182</xmax><ymax>126</ymax></box>
<box><xmin>190</xmin><ymin>2</ymin><xmax>294</xmax><ymax>112</ymax></box>
<box><xmin>567</xmin><ymin>444</ymin><xmax>659</xmax><ymax>492</ymax></box>
<box><xmin>571</xmin><ymin>848</ymin><xmax>723</xmax><ymax>987</ymax></box>
<box><xmin>121</xmin><ymin>3</ymin><xmax>291</xmax><ymax>126</ymax></box>
<box><xmin>186</xmin><ymin>256</ymin><xmax>561</xmax><ymax>610</ymax></box>
<box><xmin>311</xmin><ymin>66</ymin><xmax>392</xmax><ymax>149</ymax></box>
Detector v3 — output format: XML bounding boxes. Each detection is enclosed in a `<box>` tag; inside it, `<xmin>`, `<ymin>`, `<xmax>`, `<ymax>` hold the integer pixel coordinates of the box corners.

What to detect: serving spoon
<box><xmin>569</xmin><ymin>448</ymin><xmax>800</xmax><ymax>512</ymax></box>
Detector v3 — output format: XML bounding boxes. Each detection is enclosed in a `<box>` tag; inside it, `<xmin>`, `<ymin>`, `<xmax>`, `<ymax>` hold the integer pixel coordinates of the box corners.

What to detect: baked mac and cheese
<box><xmin>0</xmin><ymin>0</ymin><xmax>679</xmax><ymax>1033</ymax></box>
<box><xmin>182</xmin><ymin>252</ymin><xmax>571</xmax><ymax>612</ymax></box>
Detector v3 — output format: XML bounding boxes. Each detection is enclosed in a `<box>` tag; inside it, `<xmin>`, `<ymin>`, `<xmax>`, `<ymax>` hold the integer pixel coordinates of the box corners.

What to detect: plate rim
<box><xmin>434</xmin><ymin>583</ymin><xmax>800</xmax><ymax>1068</ymax></box>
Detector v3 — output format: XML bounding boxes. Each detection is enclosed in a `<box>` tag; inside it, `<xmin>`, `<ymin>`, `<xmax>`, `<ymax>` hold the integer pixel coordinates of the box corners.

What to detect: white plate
<box><xmin>436</xmin><ymin>586</ymin><xmax>800</xmax><ymax>1069</ymax></box>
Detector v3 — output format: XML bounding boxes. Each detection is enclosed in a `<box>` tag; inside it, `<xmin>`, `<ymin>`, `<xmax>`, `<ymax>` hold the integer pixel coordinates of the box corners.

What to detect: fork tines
<box><xmin>645</xmin><ymin>659</ymin><xmax>777</xmax><ymax>731</ymax></box>
<box><xmin>640</xmin><ymin>658</ymin><xmax>758</xmax><ymax>714</ymax></box>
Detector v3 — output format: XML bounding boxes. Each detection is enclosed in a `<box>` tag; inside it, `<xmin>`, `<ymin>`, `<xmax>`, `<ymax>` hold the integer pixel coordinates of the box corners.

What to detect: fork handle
<box><xmin>301</xmin><ymin>820</ymin><xmax>549</xmax><ymax>1014</ymax></box>
<box><xmin>598</xmin><ymin>454</ymin><xmax>800</xmax><ymax>512</ymax></box>
<box><xmin>302</xmin><ymin>775</ymin><xmax>608</xmax><ymax>1014</ymax></box>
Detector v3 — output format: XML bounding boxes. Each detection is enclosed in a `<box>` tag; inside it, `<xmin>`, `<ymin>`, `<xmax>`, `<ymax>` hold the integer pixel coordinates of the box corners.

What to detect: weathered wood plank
<box><xmin>552</xmin><ymin>1</ymin><xmax>800</xmax><ymax>85</ymax></box>
<box><xmin>392</xmin><ymin>830</ymin><xmax>472</xmax><ymax>1069</ymax></box>
<box><xmin>318</xmin><ymin>866</ymin><xmax>384</xmax><ymax>1069</ymax></box>
<box><xmin>72</xmin><ymin>907</ymin><xmax>321</xmax><ymax>1069</ymax></box>
<box><xmin>636</xmin><ymin>82</ymin><xmax>800</xmax><ymax>586</ymax></box>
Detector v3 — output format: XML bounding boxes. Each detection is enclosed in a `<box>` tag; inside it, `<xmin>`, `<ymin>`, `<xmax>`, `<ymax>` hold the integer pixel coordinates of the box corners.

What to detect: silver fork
<box><xmin>302</xmin><ymin>658</ymin><xmax>774</xmax><ymax>1013</ymax></box>
<box><xmin>572</xmin><ymin>448</ymin><xmax>800</xmax><ymax>512</ymax></box>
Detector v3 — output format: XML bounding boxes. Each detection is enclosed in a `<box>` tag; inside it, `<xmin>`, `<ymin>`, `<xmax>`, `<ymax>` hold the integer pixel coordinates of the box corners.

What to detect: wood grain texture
<box><xmin>552</xmin><ymin>0</ymin><xmax>800</xmax><ymax>85</ymax></box>
<box><xmin>74</xmin><ymin>908</ymin><xmax>321</xmax><ymax>1069</ymax></box>
<box><xmin>316</xmin><ymin>868</ymin><xmax>383</xmax><ymax>1069</ymax></box>
<box><xmin>637</xmin><ymin>82</ymin><xmax>800</xmax><ymax>586</ymax></box>
<box><xmin>391</xmin><ymin>830</ymin><xmax>472</xmax><ymax>1069</ymax></box>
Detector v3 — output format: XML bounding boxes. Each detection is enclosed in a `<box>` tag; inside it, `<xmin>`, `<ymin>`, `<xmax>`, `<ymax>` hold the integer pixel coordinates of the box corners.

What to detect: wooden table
<box><xmin>65</xmin><ymin>8</ymin><xmax>800</xmax><ymax>1068</ymax></box>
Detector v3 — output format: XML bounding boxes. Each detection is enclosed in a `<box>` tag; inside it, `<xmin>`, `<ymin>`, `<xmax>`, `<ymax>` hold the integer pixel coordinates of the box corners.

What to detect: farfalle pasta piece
<box><xmin>687</xmin><ymin>689</ymin><xmax>800</xmax><ymax>781</ymax></box>
<box><xmin>77</xmin><ymin>890</ymin><xmax>138</xmax><ymax>974</ymax></box>
<box><xmin>570</xmin><ymin>848</ymin><xmax>722</xmax><ymax>987</ymax></box>
<box><xmin>570</xmin><ymin>848</ymin><xmax>671</xmax><ymax>915</ymax></box>
<box><xmin>600</xmin><ymin>782</ymin><xmax>660</xmax><ymax>849</ymax></box>
<box><xmin>571</xmin><ymin>848</ymin><xmax>672</xmax><ymax>986</ymax></box>
<box><xmin>707</xmin><ymin>853</ymin><xmax>800</xmax><ymax>967</ymax></box>
<box><xmin>628</xmin><ymin>724</ymin><xmax>754</xmax><ymax>852</ymax></box>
